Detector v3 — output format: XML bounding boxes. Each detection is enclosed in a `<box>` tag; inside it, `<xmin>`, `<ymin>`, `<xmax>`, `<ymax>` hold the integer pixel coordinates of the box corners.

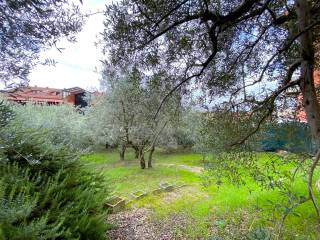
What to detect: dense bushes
<box><xmin>0</xmin><ymin>102</ymin><xmax>108</xmax><ymax>240</ymax></box>
<box><xmin>183</xmin><ymin>110</ymin><xmax>314</xmax><ymax>155</ymax></box>
<box><xmin>0</xmin><ymin>164</ymin><xmax>107</xmax><ymax>240</ymax></box>
<box><xmin>11</xmin><ymin>103</ymin><xmax>91</xmax><ymax>152</ymax></box>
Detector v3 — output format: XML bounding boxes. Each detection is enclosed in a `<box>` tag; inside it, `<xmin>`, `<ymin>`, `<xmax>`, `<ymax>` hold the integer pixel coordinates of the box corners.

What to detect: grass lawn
<box><xmin>81</xmin><ymin>148</ymin><xmax>320</xmax><ymax>239</ymax></box>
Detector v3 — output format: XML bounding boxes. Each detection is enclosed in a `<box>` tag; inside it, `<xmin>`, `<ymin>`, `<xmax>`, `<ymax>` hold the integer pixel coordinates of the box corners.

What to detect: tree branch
<box><xmin>278</xmin><ymin>196</ymin><xmax>310</xmax><ymax>238</ymax></box>
<box><xmin>228</xmin><ymin>79</ymin><xmax>300</xmax><ymax>147</ymax></box>
<box><xmin>220</xmin><ymin>0</ymin><xmax>260</xmax><ymax>23</ymax></box>
<box><xmin>153</xmin><ymin>0</ymin><xmax>190</xmax><ymax>28</ymax></box>
<box><xmin>283</xmin><ymin>60</ymin><xmax>301</xmax><ymax>85</ymax></box>
<box><xmin>308</xmin><ymin>149</ymin><xmax>320</xmax><ymax>218</ymax></box>
<box><xmin>142</xmin><ymin>14</ymin><xmax>201</xmax><ymax>47</ymax></box>
<box><xmin>232</xmin><ymin>0</ymin><xmax>274</xmax><ymax>25</ymax></box>
<box><xmin>153</xmin><ymin>52</ymin><xmax>216</xmax><ymax>119</ymax></box>
<box><xmin>256</xmin><ymin>19</ymin><xmax>320</xmax><ymax>86</ymax></box>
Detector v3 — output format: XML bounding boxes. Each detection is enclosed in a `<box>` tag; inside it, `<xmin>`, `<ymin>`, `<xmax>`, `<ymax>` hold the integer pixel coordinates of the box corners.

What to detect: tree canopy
<box><xmin>88</xmin><ymin>65</ymin><xmax>181</xmax><ymax>168</ymax></box>
<box><xmin>102</xmin><ymin>0</ymin><xmax>320</xmax><ymax>143</ymax></box>
<box><xmin>0</xmin><ymin>0</ymin><xmax>84</xmax><ymax>86</ymax></box>
<box><xmin>102</xmin><ymin>0</ymin><xmax>320</xmax><ymax>217</ymax></box>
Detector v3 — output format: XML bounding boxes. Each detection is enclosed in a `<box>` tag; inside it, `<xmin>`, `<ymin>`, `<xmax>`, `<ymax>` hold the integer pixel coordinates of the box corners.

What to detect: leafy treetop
<box><xmin>0</xmin><ymin>0</ymin><xmax>84</xmax><ymax>86</ymax></box>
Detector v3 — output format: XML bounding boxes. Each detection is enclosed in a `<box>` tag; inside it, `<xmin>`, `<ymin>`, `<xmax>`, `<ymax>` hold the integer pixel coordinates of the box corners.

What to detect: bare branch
<box><xmin>144</xmin><ymin>120</ymin><xmax>168</xmax><ymax>153</ymax></box>
<box><xmin>228</xmin><ymin>23</ymin><xmax>271</xmax><ymax>86</ymax></box>
<box><xmin>142</xmin><ymin>0</ymin><xmax>270</xmax><ymax>48</ymax></box>
<box><xmin>84</xmin><ymin>11</ymin><xmax>104</xmax><ymax>17</ymax></box>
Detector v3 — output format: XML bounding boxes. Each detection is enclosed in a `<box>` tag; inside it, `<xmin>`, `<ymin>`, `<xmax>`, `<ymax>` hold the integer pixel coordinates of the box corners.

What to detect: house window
<box><xmin>63</xmin><ymin>91</ymin><xmax>69</xmax><ymax>98</ymax></box>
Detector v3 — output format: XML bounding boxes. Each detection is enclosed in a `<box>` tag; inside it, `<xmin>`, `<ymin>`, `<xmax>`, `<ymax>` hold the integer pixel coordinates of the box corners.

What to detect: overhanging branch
<box><xmin>228</xmin><ymin>79</ymin><xmax>300</xmax><ymax>147</ymax></box>
<box><xmin>153</xmin><ymin>51</ymin><xmax>216</xmax><ymax>119</ymax></box>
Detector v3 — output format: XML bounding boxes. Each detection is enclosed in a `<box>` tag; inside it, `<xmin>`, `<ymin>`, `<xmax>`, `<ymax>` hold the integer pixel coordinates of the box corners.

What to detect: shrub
<box><xmin>0</xmin><ymin>101</ymin><xmax>109</xmax><ymax>239</ymax></box>
<box><xmin>0</xmin><ymin>164</ymin><xmax>107</xmax><ymax>240</ymax></box>
<box><xmin>11</xmin><ymin>103</ymin><xmax>91</xmax><ymax>153</ymax></box>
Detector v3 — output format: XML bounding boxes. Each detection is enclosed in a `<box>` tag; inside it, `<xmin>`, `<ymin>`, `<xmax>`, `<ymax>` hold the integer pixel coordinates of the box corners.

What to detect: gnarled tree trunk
<box><xmin>139</xmin><ymin>147</ymin><xmax>145</xmax><ymax>169</ymax></box>
<box><xmin>296</xmin><ymin>0</ymin><xmax>320</xmax><ymax>224</ymax></box>
<box><xmin>132</xmin><ymin>145</ymin><xmax>139</xmax><ymax>159</ymax></box>
<box><xmin>148</xmin><ymin>144</ymin><xmax>155</xmax><ymax>168</ymax></box>
<box><xmin>296</xmin><ymin>0</ymin><xmax>320</xmax><ymax>145</ymax></box>
<box><xmin>119</xmin><ymin>144</ymin><xmax>126</xmax><ymax>161</ymax></box>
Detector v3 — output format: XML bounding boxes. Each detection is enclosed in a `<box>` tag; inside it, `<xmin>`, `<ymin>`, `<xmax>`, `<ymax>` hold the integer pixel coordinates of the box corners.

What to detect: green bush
<box><xmin>0</xmin><ymin>164</ymin><xmax>107</xmax><ymax>240</ymax></box>
<box><xmin>0</xmin><ymin>101</ymin><xmax>109</xmax><ymax>240</ymax></box>
<box><xmin>11</xmin><ymin>103</ymin><xmax>91</xmax><ymax>153</ymax></box>
<box><xmin>246</xmin><ymin>228</ymin><xmax>272</xmax><ymax>240</ymax></box>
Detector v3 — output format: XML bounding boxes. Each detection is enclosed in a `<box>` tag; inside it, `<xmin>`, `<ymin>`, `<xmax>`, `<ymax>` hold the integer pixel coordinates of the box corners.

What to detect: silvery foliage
<box><xmin>182</xmin><ymin>109</ymin><xmax>208</xmax><ymax>155</ymax></box>
<box><xmin>182</xmin><ymin>109</ymin><xmax>262</xmax><ymax>157</ymax></box>
<box><xmin>87</xmin><ymin>66</ymin><xmax>179</xmax><ymax>149</ymax></box>
<box><xmin>10</xmin><ymin>103</ymin><xmax>90</xmax><ymax>153</ymax></box>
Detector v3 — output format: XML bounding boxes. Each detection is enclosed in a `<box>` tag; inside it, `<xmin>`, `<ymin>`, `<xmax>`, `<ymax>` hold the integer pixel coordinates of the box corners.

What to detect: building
<box><xmin>63</xmin><ymin>87</ymin><xmax>89</xmax><ymax>107</ymax></box>
<box><xmin>1</xmin><ymin>86</ymin><xmax>93</xmax><ymax>107</ymax></box>
<box><xmin>296</xmin><ymin>70</ymin><xmax>320</xmax><ymax>122</ymax></box>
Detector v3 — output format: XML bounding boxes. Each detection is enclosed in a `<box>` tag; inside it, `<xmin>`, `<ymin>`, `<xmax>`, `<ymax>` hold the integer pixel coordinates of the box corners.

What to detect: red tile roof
<box><xmin>3</xmin><ymin>86</ymin><xmax>85</xmax><ymax>104</ymax></box>
<box><xmin>5</xmin><ymin>86</ymin><xmax>63</xmax><ymax>102</ymax></box>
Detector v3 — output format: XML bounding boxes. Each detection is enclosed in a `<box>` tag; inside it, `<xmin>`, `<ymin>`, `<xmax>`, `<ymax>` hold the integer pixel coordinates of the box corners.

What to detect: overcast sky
<box><xmin>28</xmin><ymin>0</ymin><xmax>108</xmax><ymax>90</ymax></box>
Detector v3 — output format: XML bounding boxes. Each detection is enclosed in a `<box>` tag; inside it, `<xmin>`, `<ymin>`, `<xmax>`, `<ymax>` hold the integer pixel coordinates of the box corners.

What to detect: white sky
<box><xmin>28</xmin><ymin>0</ymin><xmax>108</xmax><ymax>90</ymax></box>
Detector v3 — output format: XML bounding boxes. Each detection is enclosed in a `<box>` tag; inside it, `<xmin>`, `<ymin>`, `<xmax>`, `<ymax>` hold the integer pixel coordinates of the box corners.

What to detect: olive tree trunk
<box><xmin>132</xmin><ymin>145</ymin><xmax>139</xmax><ymax>159</ymax></box>
<box><xmin>119</xmin><ymin>144</ymin><xmax>126</xmax><ymax>161</ymax></box>
<box><xmin>148</xmin><ymin>144</ymin><xmax>155</xmax><ymax>168</ymax></box>
<box><xmin>139</xmin><ymin>147</ymin><xmax>146</xmax><ymax>169</ymax></box>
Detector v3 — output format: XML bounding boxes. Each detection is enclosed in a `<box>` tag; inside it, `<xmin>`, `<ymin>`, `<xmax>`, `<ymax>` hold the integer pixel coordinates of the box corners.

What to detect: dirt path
<box><xmin>157</xmin><ymin>163</ymin><xmax>203</xmax><ymax>173</ymax></box>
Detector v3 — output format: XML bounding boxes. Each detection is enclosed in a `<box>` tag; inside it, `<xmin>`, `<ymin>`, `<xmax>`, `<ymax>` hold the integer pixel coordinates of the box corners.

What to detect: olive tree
<box><xmin>102</xmin><ymin>0</ymin><xmax>320</xmax><ymax>218</ymax></box>
<box><xmin>87</xmin><ymin>65</ymin><xmax>181</xmax><ymax>168</ymax></box>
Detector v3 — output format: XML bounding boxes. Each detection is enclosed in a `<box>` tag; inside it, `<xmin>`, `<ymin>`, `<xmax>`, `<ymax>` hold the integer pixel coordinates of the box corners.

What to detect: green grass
<box><xmin>82</xmin><ymin>149</ymin><xmax>201</xmax><ymax>195</ymax></box>
<box><xmin>81</xmin><ymin>149</ymin><xmax>320</xmax><ymax>239</ymax></box>
<box><xmin>153</xmin><ymin>150</ymin><xmax>204</xmax><ymax>166</ymax></box>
